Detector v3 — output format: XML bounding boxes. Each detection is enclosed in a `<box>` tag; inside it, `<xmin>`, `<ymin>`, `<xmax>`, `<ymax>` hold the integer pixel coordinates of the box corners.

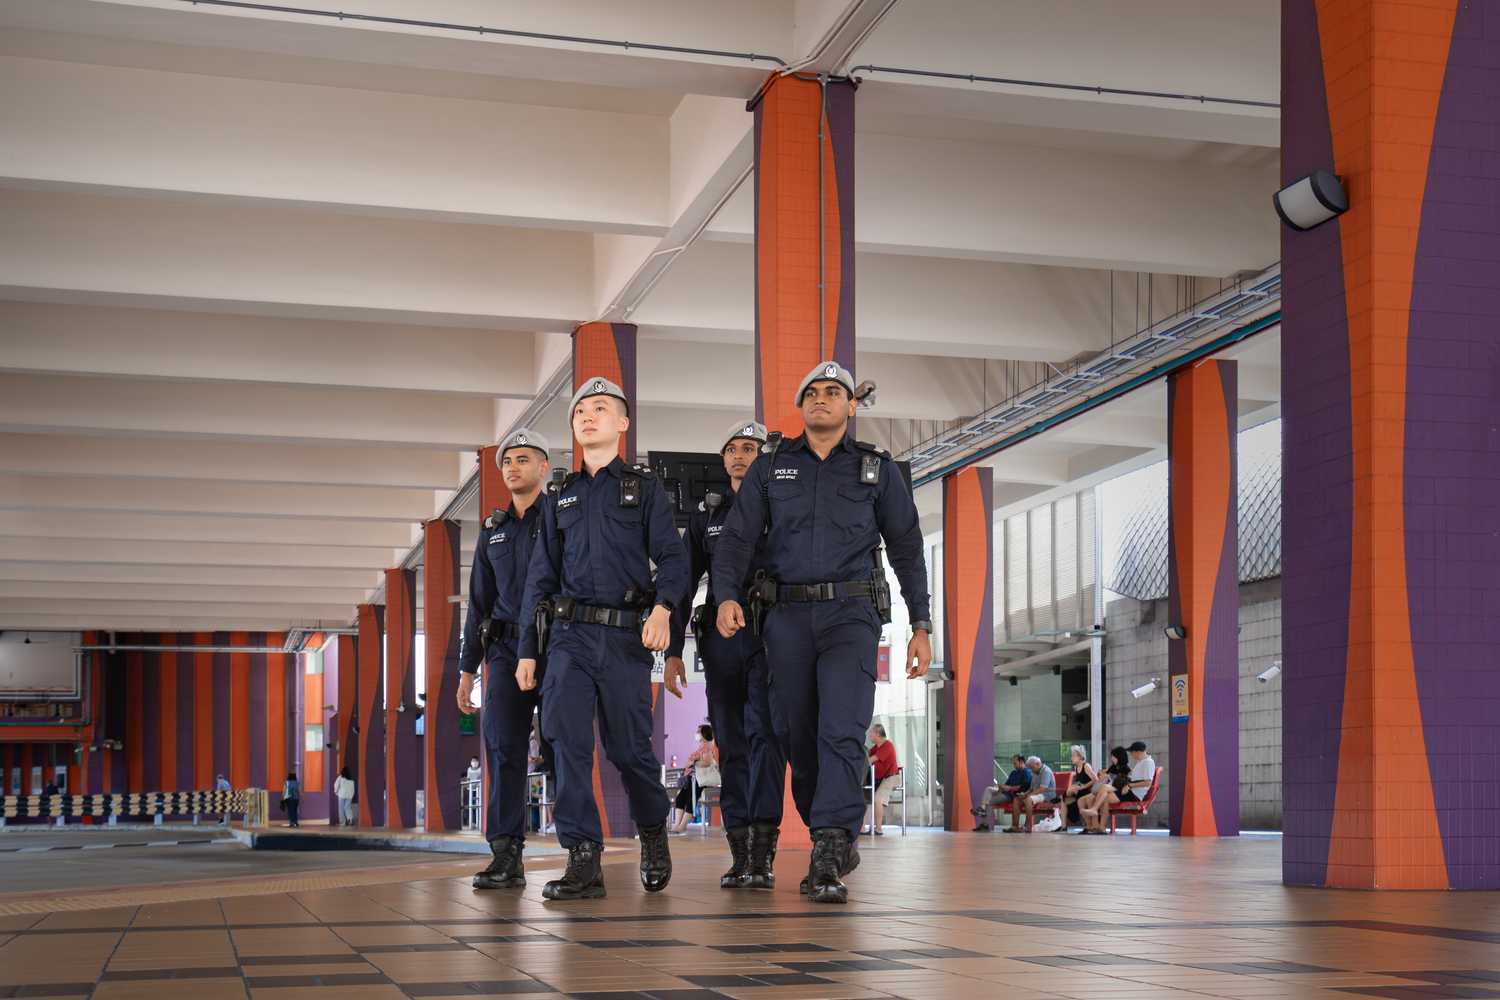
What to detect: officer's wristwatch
<box><xmin>910</xmin><ymin>620</ymin><xmax>933</xmax><ymax>635</ymax></box>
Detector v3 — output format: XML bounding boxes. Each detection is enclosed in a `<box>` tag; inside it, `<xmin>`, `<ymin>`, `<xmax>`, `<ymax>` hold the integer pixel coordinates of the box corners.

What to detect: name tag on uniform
<box><xmin>489</xmin><ymin>532</ymin><xmax>507</xmax><ymax>545</ymax></box>
<box><xmin>706</xmin><ymin>525</ymin><xmax>722</xmax><ymax>538</ymax></box>
<box><xmin>557</xmin><ymin>494</ymin><xmax>579</xmax><ymax>510</ymax></box>
<box><xmin>773</xmin><ymin>467</ymin><xmax>799</xmax><ymax>481</ymax></box>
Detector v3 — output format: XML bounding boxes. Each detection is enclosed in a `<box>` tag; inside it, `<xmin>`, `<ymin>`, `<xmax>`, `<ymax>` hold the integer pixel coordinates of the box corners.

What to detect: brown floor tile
<box><xmin>231</xmin><ymin>925</ymin><xmax>357</xmax><ymax>957</ymax></box>
<box><xmin>330</xmin><ymin>923</ymin><xmax>457</xmax><ymax>947</ymax></box>
<box><xmin>93</xmin><ymin>979</ymin><xmax>250</xmax><ymax>999</ymax></box>
<box><xmin>248</xmin><ymin>988</ymin><xmax>411</xmax><ymax>1000</ymax></box>
<box><xmin>362</xmin><ymin>950</ymin><xmax>529</xmax><ymax>982</ymax></box>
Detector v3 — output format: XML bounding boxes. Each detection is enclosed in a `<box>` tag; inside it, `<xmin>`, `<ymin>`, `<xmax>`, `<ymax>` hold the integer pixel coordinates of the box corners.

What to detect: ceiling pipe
<box><xmin>847</xmin><ymin>63</ymin><xmax>1279</xmax><ymax>109</ymax></box>
<box><xmin>178</xmin><ymin>1</ymin><xmax>788</xmax><ymax>66</ymax></box>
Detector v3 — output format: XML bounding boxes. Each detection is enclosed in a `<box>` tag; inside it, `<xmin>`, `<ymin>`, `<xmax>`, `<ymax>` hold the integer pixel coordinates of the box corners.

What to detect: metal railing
<box><xmin>1</xmin><ymin>789</ymin><xmax>263</xmax><ymax>827</ymax></box>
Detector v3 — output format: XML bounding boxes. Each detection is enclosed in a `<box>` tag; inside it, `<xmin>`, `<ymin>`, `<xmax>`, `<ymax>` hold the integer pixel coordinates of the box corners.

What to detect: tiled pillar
<box><xmin>941</xmin><ymin>467</ymin><xmax>995</xmax><ymax>831</ymax></box>
<box><xmin>571</xmin><ymin>320</ymin><xmax>641</xmax><ymax>838</ymax></box>
<box><xmin>571</xmin><ymin>322</ymin><xmax>638</xmax><ymax>466</ymax></box>
<box><xmin>384</xmin><ymin>568</ymin><xmax>418</xmax><ymax>829</ymax></box>
<box><xmin>1282</xmin><ymin>0</ymin><xmax>1497</xmax><ymax>889</ymax></box>
<box><xmin>752</xmin><ymin>72</ymin><xmax>856</xmax><ymax>437</ymax></box>
<box><xmin>424</xmin><ymin>518</ymin><xmax>476</xmax><ymax>831</ymax></box>
<box><xmin>356</xmin><ymin>603</ymin><xmax>386</xmax><ymax>827</ymax></box>
<box><xmin>750</xmin><ymin>71</ymin><xmax>856</xmax><ymax>848</ymax></box>
<box><xmin>1166</xmin><ymin>360</ymin><xmax>1239</xmax><ymax>837</ymax></box>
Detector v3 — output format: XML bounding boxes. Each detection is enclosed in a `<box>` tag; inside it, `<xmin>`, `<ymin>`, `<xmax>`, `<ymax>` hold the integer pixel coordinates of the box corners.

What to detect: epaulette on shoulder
<box><xmin>482</xmin><ymin>508</ymin><xmax>508</xmax><ymax>530</ymax></box>
<box><xmin>628</xmin><ymin>462</ymin><xmax>656</xmax><ymax>479</ymax></box>
<box><xmin>854</xmin><ymin>440</ymin><xmax>891</xmax><ymax>459</ymax></box>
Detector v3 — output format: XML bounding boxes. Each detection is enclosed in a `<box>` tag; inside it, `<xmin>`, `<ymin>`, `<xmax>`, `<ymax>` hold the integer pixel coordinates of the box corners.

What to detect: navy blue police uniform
<box><xmin>460</xmin><ymin>496</ymin><xmax>550</xmax><ymax>847</ymax></box>
<box><xmin>519</xmin><ymin>455</ymin><xmax>689</xmax><ymax>854</ymax></box>
<box><xmin>669</xmin><ymin>485</ymin><xmax>785</xmax><ymax>849</ymax></box>
<box><xmin>712</xmin><ymin>427</ymin><xmax>930</xmax><ymax>847</ymax></box>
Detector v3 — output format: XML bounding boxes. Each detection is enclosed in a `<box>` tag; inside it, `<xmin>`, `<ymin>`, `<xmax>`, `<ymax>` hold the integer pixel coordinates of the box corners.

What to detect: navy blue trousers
<box><xmin>481</xmin><ymin>640</ymin><xmax>549</xmax><ymax>843</ymax></box>
<box><xmin>762</xmin><ymin>599</ymin><xmax>880</xmax><ymax>837</ymax></box>
<box><xmin>698</xmin><ymin>625</ymin><xmax>784</xmax><ymax>829</ymax></box>
<box><xmin>540</xmin><ymin>621</ymin><xmax>669</xmax><ymax>848</ymax></box>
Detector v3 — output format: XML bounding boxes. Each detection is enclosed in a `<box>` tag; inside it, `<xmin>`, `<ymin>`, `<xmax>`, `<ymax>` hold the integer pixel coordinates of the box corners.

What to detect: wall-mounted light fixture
<box><xmin>1072</xmin><ymin>699</ymin><xmax>1091</xmax><ymax>713</ymax></box>
<box><xmin>1274</xmin><ymin>170</ymin><xmax>1347</xmax><ymax>231</ymax></box>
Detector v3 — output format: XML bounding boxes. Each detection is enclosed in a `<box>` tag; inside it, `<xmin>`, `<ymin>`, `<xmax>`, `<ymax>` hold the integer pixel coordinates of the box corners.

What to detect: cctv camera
<box><xmin>1163</xmin><ymin>625</ymin><xmax>1187</xmax><ymax>641</ymax></box>
<box><xmin>1131</xmin><ymin>679</ymin><xmax>1160</xmax><ymax>699</ymax></box>
<box><xmin>1257</xmin><ymin>663</ymin><xmax>1281</xmax><ymax>683</ymax></box>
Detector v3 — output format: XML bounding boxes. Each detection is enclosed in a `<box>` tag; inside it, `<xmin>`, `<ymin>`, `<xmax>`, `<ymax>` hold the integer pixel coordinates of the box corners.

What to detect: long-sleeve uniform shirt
<box><xmin>519</xmin><ymin>456</ymin><xmax>689</xmax><ymax>659</ymax></box>
<box><xmin>668</xmin><ymin>487</ymin><xmax>767</xmax><ymax>659</ymax></box>
<box><xmin>460</xmin><ymin>500</ymin><xmax>546</xmax><ymax>674</ymax></box>
<box><xmin>710</xmin><ymin>433</ymin><xmax>931</xmax><ymax>624</ymax></box>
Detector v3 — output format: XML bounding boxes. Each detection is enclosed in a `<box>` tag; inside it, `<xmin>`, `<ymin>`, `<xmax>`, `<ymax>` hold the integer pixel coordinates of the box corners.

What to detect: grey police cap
<box><xmin>722</xmin><ymin>418</ymin><xmax>768</xmax><ymax>451</ymax></box>
<box><xmin>793</xmin><ymin>360</ymin><xmax>855</xmax><ymax>406</ymax></box>
<box><xmin>496</xmin><ymin>427</ymin><xmax>550</xmax><ymax>466</ymax></box>
<box><xmin>569</xmin><ymin>376</ymin><xmax>630</xmax><ymax>415</ymax></box>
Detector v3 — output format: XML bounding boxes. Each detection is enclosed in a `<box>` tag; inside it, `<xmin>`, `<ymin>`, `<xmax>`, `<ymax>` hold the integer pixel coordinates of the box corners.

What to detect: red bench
<box><xmin>987</xmin><ymin>771</ymin><xmax>1071</xmax><ymax>829</ymax></box>
<box><xmin>1108</xmin><ymin>766</ymin><xmax>1162</xmax><ymax>834</ymax></box>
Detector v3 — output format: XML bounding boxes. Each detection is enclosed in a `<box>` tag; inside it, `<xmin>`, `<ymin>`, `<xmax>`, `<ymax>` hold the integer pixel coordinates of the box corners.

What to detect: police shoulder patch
<box><xmin>628</xmin><ymin>462</ymin><xmax>656</xmax><ymax>479</ymax></box>
<box><xmin>854</xmin><ymin>440</ymin><xmax>891</xmax><ymax>460</ymax></box>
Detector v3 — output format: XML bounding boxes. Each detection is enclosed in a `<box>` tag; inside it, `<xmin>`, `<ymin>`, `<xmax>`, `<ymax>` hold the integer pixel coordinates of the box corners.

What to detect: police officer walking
<box><xmin>665</xmin><ymin>419</ymin><xmax>786</xmax><ymax>891</ymax></box>
<box><xmin>714</xmin><ymin>362</ymin><xmax>932</xmax><ymax>904</ymax></box>
<box><xmin>457</xmin><ymin>428</ymin><xmax>552</xmax><ymax>890</ymax></box>
<box><xmin>516</xmin><ymin>377</ymin><xmax>688</xmax><ymax>900</ymax></box>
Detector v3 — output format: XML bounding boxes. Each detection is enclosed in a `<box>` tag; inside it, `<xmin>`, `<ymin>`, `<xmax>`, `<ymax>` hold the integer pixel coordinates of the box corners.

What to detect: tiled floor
<box><xmin>1</xmin><ymin>830</ymin><xmax>1498</xmax><ymax>998</ymax></box>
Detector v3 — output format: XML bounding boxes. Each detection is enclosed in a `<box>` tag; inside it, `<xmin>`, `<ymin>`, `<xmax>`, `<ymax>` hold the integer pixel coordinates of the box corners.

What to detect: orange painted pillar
<box><xmin>356</xmin><ymin>603</ymin><xmax>386</xmax><ymax>827</ymax></box>
<box><xmin>1166</xmin><ymin>360</ymin><xmax>1238</xmax><ymax>837</ymax></box>
<box><xmin>1282</xmin><ymin>0</ymin><xmax>1491</xmax><ymax>889</ymax></box>
<box><xmin>424</xmin><ymin>518</ymin><xmax>477</xmax><ymax>831</ymax></box>
<box><xmin>750</xmin><ymin>71</ymin><xmax>857</xmax><ymax>851</ymax></box>
<box><xmin>751</xmin><ymin>72</ymin><xmax>856</xmax><ymax>437</ymax></box>
<box><xmin>942</xmin><ymin>467</ymin><xmax>994</xmax><ymax>830</ymax></box>
<box><xmin>384</xmin><ymin>568</ymin><xmax>418</xmax><ymax>828</ymax></box>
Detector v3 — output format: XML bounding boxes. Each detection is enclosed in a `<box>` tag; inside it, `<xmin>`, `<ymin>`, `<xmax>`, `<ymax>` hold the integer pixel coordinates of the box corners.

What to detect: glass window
<box><xmin>304</xmin><ymin>723</ymin><xmax>324</xmax><ymax>753</ymax></box>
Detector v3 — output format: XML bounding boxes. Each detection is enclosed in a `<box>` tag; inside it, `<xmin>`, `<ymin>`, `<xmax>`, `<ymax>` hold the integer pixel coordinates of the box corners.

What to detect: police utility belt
<box><xmin>742</xmin><ymin>566</ymin><xmax>892</xmax><ymax>635</ymax></box>
<box><xmin>550</xmin><ymin>596</ymin><xmax>652</xmax><ymax>630</ymax></box>
<box><xmin>477</xmin><ymin>618</ymin><xmax>520</xmax><ymax>653</ymax></box>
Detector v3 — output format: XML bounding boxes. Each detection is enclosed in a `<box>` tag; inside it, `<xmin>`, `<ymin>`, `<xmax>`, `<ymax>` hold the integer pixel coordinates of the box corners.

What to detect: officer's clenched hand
<box><xmin>717</xmin><ymin>600</ymin><xmax>745</xmax><ymax>638</ymax></box>
<box><xmin>456</xmin><ymin>671</ymin><xmax>479</xmax><ymax>715</ymax></box>
<box><xmin>906</xmin><ymin>629</ymin><xmax>933</xmax><ymax>679</ymax></box>
<box><xmin>515</xmin><ymin>658</ymin><xmax>538</xmax><ymax>692</ymax></box>
<box><xmin>641</xmin><ymin>606</ymin><xmax>672</xmax><ymax>652</ymax></box>
<box><xmin>664</xmin><ymin>656</ymin><xmax>687</xmax><ymax>699</ymax></box>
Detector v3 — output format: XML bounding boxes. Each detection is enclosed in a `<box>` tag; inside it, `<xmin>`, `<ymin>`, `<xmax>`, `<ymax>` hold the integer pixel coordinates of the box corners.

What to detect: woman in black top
<box><xmin>1060</xmin><ymin>745</ymin><xmax>1098</xmax><ymax>830</ymax></box>
<box><xmin>1078</xmin><ymin>747</ymin><xmax>1128</xmax><ymax>834</ymax></box>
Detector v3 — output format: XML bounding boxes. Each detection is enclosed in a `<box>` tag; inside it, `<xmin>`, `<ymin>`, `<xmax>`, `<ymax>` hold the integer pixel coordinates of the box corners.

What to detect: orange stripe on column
<box><xmin>229</xmin><ymin>631</ymin><xmax>251</xmax><ymax>789</ymax></box>
<box><xmin>194</xmin><ymin>632</ymin><xmax>214</xmax><ymax>789</ymax></box>
<box><xmin>1318</xmin><ymin>0</ymin><xmax>1455</xmax><ymax>890</ymax></box>
<box><xmin>267</xmin><ymin>646</ymin><xmax>287</xmax><ymax>798</ymax></box>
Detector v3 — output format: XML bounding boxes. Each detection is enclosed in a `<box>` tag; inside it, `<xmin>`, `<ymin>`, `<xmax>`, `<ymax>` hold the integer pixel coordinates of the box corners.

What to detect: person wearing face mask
<box><xmin>665</xmin><ymin>419</ymin><xmax>785</xmax><ymax>888</ymax></box>
<box><xmin>457</xmin><ymin>428</ymin><xmax>553</xmax><ymax>890</ymax></box>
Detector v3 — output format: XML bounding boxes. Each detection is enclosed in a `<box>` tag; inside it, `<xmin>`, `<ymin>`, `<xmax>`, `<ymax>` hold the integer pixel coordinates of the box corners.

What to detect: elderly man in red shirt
<box><xmin>865</xmin><ymin>724</ymin><xmax>899</xmax><ymax>835</ymax></box>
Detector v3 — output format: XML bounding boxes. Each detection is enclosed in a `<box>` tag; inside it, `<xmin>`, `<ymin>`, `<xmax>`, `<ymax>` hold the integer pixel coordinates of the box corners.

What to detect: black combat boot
<box><xmin>472</xmin><ymin>835</ymin><xmax>525</xmax><ymax>889</ymax></box>
<box><xmin>542</xmin><ymin>841</ymin><xmax>606</xmax><ymax>900</ymax></box>
<box><xmin>720</xmin><ymin>827</ymin><xmax>752</xmax><ymax>889</ymax></box>
<box><xmin>805</xmin><ymin>827</ymin><xmax>851</xmax><ymax>904</ymax></box>
<box><xmin>637</xmin><ymin>823</ymin><xmax>672</xmax><ymax>892</ymax></box>
<box><xmin>745</xmin><ymin>822</ymin><xmax>779</xmax><ymax>890</ymax></box>
<box><xmin>799</xmin><ymin>829</ymin><xmax>860</xmax><ymax>895</ymax></box>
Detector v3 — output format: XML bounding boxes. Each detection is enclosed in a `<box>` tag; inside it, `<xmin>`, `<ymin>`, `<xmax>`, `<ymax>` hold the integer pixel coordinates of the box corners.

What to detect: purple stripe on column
<box><xmin>1166</xmin><ymin>375</ymin><xmax>1188</xmax><ymax>835</ymax></box>
<box><xmin>827</xmin><ymin>78</ymin><xmax>857</xmax><ymax>375</ymax></box>
<box><xmin>1407</xmin><ymin>2</ymin><xmax>1500</xmax><ymax>891</ymax></box>
<box><xmin>1279</xmin><ymin>0</ymin><xmax>1354</xmax><ymax>887</ymax></box>
<box><xmin>142</xmin><ymin>651</ymin><xmax>161</xmax><ymax>793</ymax></box>
<box><xmin>212</xmin><ymin>636</ymin><xmax>231</xmax><ymax>783</ymax></box>
<box><xmin>176</xmin><ymin>654</ymin><xmax>194</xmax><ymax>791</ymax></box>
<box><xmin>613</xmin><ymin>323</ymin><xmax>638</xmax><ymax>463</ymax></box>
<box><xmin>1205</xmin><ymin>363</ymin><xmax>1241</xmax><ymax>837</ymax></box>
<box><xmin>250</xmin><ymin>646</ymin><xmax>267</xmax><ymax>791</ymax></box>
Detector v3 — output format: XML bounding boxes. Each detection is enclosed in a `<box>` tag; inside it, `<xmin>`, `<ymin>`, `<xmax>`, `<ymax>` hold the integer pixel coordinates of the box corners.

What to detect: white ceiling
<box><xmin>0</xmin><ymin>0</ymin><xmax>1283</xmax><ymax>633</ymax></box>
